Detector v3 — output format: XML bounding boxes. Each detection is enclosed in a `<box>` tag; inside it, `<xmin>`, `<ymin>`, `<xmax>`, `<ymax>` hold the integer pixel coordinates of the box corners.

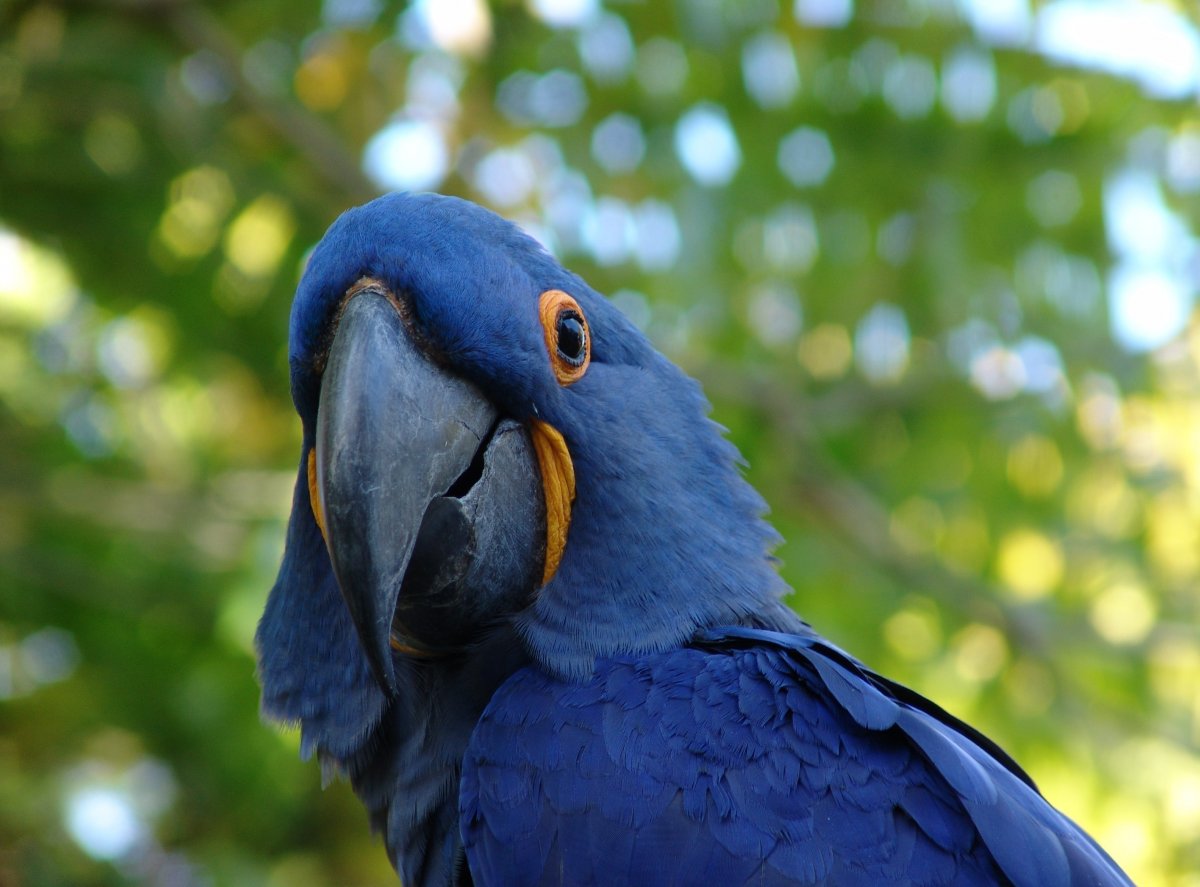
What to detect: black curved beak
<box><xmin>314</xmin><ymin>286</ymin><xmax>543</xmax><ymax>694</ymax></box>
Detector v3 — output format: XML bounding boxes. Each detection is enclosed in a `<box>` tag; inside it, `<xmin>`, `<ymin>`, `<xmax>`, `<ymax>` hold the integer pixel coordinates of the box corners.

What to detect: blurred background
<box><xmin>1</xmin><ymin>0</ymin><xmax>1198</xmax><ymax>883</ymax></box>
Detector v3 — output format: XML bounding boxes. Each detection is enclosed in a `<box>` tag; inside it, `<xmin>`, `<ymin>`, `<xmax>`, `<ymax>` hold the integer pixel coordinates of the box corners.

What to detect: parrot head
<box><xmin>256</xmin><ymin>192</ymin><xmax>788</xmax><ymax>759</ymax></box>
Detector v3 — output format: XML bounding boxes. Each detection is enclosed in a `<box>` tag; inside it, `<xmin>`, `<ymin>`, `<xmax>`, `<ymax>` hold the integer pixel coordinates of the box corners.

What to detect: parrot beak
<box><xmin>314</xmin><ymin>283</ymin><xmax>544</xmax><ymax>694</ymax></box>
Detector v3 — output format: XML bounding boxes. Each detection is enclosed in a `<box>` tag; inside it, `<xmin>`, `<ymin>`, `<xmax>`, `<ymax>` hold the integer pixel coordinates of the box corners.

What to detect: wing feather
<box><xmin>460</xmin><ymin>627</ymin><xmax>1131</xmax><ymax>887</ymax></box>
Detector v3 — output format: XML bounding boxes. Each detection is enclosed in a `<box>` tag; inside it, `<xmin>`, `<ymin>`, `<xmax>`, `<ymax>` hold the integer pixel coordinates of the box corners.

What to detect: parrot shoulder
<box><xmin>459</xmin><ymin>627</ymin><xmax>1131</xmax><ymax>887</ymax></box>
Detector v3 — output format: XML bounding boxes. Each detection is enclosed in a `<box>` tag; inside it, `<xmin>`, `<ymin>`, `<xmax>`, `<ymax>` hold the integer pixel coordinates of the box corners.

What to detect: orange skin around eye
<box><xmin>538</xmin><ymin>289</ymin><xmax>590</xmax><ymax>386</ymax></box>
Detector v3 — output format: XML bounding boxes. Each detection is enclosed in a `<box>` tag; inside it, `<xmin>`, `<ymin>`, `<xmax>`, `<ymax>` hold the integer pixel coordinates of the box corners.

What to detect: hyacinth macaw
<box><xmin>256</xmin><ymin>192</ymin><xmax>1131</xmax><ymax>886</ymax></box>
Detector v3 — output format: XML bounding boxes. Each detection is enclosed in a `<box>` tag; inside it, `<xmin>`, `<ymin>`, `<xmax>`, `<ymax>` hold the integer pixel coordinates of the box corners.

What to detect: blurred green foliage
<box><xmin>1</xmin><ymin>0</ymin><xmax>1198</xmax><ymax>884</ymax></box>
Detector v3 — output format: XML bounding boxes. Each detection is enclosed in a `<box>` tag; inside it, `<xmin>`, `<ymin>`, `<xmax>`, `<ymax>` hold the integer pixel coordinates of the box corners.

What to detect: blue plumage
<box><xmin>461</xmin><ymin>628</ymin><xmax>1126</xmax><ymax>886</ymax></box>
<box><xmin>257</xmin><ymin>192</ymin><xmax>1132</xmax><ymax>885</ymax></box>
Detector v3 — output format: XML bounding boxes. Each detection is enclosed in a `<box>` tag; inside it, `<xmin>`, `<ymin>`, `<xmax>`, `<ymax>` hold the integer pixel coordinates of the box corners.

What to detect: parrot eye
<box><xmin>555</xmin><ymin>311</ymin><xmax>587</xmax><ymax>366</ymax></box>
<box><xmin>538</xmin><ymin>289</ymin><xmax>590</xmax><ymax>386</ymax></box>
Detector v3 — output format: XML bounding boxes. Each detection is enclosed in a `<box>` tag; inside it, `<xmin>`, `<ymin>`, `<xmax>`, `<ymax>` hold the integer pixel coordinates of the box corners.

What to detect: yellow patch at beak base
<box><xmin>529</xmin><ymin>420</ymin><xmax>575</xmax><ymax>585</ymax></box>
<box><xmin>307</xmin><ymin>448</ymin><xmax>328</xmax><ymax>543</ymax></box>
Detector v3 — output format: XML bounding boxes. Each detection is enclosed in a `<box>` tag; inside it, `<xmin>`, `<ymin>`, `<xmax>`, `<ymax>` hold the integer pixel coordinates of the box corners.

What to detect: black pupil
<box><xmin>556</xmin><ymin>311</ymin><xmax>586</xmax><ymax>365</ymax></box>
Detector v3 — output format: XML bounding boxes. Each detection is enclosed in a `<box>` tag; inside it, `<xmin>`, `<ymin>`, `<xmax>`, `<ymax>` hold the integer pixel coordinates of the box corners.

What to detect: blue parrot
<box><xmin>256</xmin><ymin>193</ymin><xmax>1132</xmax><ymax>886</ymax></box>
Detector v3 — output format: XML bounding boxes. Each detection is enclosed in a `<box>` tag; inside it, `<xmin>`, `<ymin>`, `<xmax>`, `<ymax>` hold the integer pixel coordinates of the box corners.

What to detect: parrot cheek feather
<box><xmin>257</xmin><ymin>465</ymin><xmax>389</xmax><ymax>760</ymax></box>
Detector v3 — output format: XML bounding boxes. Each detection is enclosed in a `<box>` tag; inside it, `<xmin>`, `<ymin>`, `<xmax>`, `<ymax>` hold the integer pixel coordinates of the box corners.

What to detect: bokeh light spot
<box><xmin>763</xmin><ymin>203</ymin><xmax>819</xmax><ymax>272</ymax></box>
<box><xmin>777</xmin><ymin>126</ymin><xmax>834</xmax><ymax>187</ymax></box>
<box><xmin>952</xmin><ymin>623</ymin><xmax>1009</xmax><ymax>684</ymax></box>
<box><xmin>632</xmin><ymin>199</ymin><xmax>681</xmax><ymax>271</ymax></box>
<box><xmin>938</xmin><ymin>506</ymin><xmax>990</xmax><ymax>575</ymax></box>
<box><xmin>876</xmin><ymin>213</ymin><xmax>915</xmax><ymax>265</ymax></box>
<box><xmin>322</xmin><ymin>0</ymin><xmax>381</xmax><ymax>28</ymax></box>
<box><xmin>636</xmin><ymin>38</ymin><xmax>689</xmax><ymax>97</ymax></box>
<box><xmin>1146</xmin><ymin>491</ymin><xmax>1200</xmax><ymax>580</ymax></box>
<box><xmin>19</xmin><ymin>627</ymin><xmax>79</xmax><ymax>685</ymax></box>
<box><xmin>960</xmin><ymin>0</ymin><xmax>1031</xmax><ymax>46</ymax></box>
<box><xmin>794</xmin><ymin>0</ymin><xmax>853</xmax><ymax>28</ymax></box>
<box><xmin>362</xmin><ymin>119</ymin><xmax>448</xmax><ymax>192</ymax></box>
<box><xmin>1075</xmin><ymin>376</ymin><xmax>1123</xmax><ymax>450</ymax></box>
<box><xmin>1067</xmin><ymin>464</ymin><xmax>1139</xmax><ymax>539</ymax></box>
<box><xmin>406</xmin><ymin>53</ymin><xmax>465</xmax><ymax>119</ymax></box>
<box><xmin>746</xmin><ymin>282</ymin><xmax>802</xmax><ymax>348</ymax></box>
<box><xmin>66</xmin><ymin>787</ymin><xmax>143</xmax><ymax>860</ymax></box>
<box><xmin>882</xmin><ymin>601</ymin><xmax>942</xmax><ymax>662</ymax></box>
<box><xmin>578</xmin><ymin>12</ymin><xmax>633</xmax><ymax>83</ymax></box>
<box><xmin>294</xmin><ymin>51</ymin><xmax>347</xmax><ymax>111</ymax></box>
<box><xmin>997</xmin><ymin>528</ymin><xmax>1063</xmax><ymax>599</ymax></box>
<box><xmin>224</xmin><ymin>195</ymin><xmax>295</xmax><ymax>279</ymax></box>
<box><xmin>180</xmin><ymin>50</ymin><xmax>232</xmax><ymax>105</ymax></box>
<box><xmin>97</xmin><ymin>310</ymin><xmax>172</xmax><ymax>389</ymax></box>
<box><xmin>1026</xmin><ymin>169</ymin><xmax>1081</xmax><ymax>227</ymax></box>
<box><xmin>1089</xmin><ymin>582</ymin><xmax>1156</xmax><ymax>645</ymax></box>
<box><xmin>1104</xmin><ymin>168</ymin><xmax>1188</xmax><ymax>264</ymax></box>
<box><xmin>742</xmin><ymin>32</ymin><xmax>800</xmax><ymax>108</ymax></box>
<box><xmin>497</xmin><ymin>69</ymin><xmax>588</xmax><ymax>128</ymax></box>
<box><xmin>1036</xmin><ymin>0</ymin><xmax>1200</xmax><ymax>99</ymax></box>
<box><xmin>1166</xmin><ymin>130</ymin><xmax>1200</xmax><ymax>193</ymax></box>
<box><xmin>155</xmin><ymin>166</ymin><xmax>235</xmax><ymax>262</ymax></box>
<box><xmin>1007</xmin><ymin>434</ymin><xmax>1064</xmax><ymax>498</ymax></box>
<box><xmin>407</xmin><ymin>0</ymin><xmax>492</xmax><ymax>56</ymax></box>
<box><xmin>0</xmin><ymin>231</ymin><xmax>76</xmax><ymax>328</ymax></box>
<box><xmin>855</xmin><ymin>303</ymin><xmax>910</xmax><ymax>385</ymax></box>
<box><xmin>582</xmin><ymin>196</ymin><xmax>634</xmax><ymax>266</ymax></box>
<box><xmin>674</xmin><ymin>104</ymin><xmax>741</xmax><ymax>186</ymax></box>
<box><xmin>882</xmin><ymin>54</ymin><xmax>938</xmax><ymax>119</ymax></box>
<box><xmin>84</xmin><ymin>113</ymin><xmax>142</xmax><ymax>177</ymax></box>
<box><xmin>1108</xmin><ymin>266</ymin><xmax>1190</xmax><ymax>353</ymax></box>
<box><xmin>591</xmin><ymin>113</ymin><xmax>645</xmax><ymax>175</ymax></box>
<box><xmin>473</xmin><ymin>147</ymin><xmax>536</xmax><ymax>208</ymax></box>
<box><xmin>527</xmin><ymin>0</ymin><xmax>597</xmax><ymax>29</ymax></box>
<box><xmin>970</xmin><ymin>346</ymin><xmax>1025</xmax><ymax>400</ymax></box>
<box><xmin>941</xmin><ymin>46</ymin><xmax>996</xmax><ymax>122</ymax></box>
<box><xmin>798</xmin><ymin>323</ymin><xmax>852</xmax><ymax>379</ymax></box>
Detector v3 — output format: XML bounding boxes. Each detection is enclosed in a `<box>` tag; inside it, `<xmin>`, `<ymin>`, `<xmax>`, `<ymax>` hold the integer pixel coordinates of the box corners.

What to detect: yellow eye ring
<box><xmin>539</xmin><ymin>289</ymin><xmax>590</xmax><ymax>386</ymax></box>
